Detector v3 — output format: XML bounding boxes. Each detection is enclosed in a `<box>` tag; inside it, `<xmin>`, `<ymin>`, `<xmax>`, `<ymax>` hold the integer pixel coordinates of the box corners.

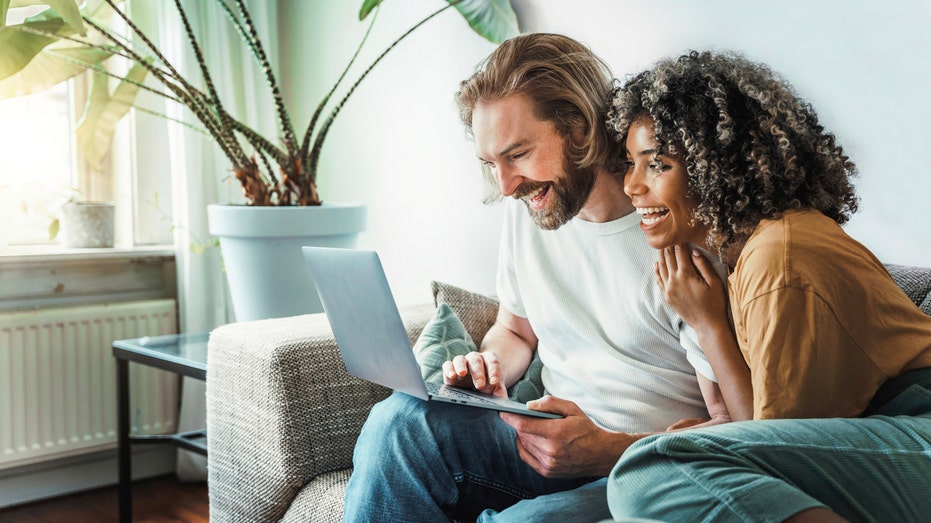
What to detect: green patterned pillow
<box><xmin>510</xmin><ymin>352</ymin><xmax>544</xmax><ymax>404</ymax></box>
<box><xmin>413</xmin><ymin>303</ymin><xmax>476</xmax><ymax>384</ymax></box>
<box><xmin>412</xmin><ymin>300</ymin><xmax>544</xmax><ymax>403</ymax></box>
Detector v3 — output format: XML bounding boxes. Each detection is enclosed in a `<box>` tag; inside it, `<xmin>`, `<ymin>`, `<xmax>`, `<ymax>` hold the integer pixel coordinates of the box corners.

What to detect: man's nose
<box><xmin>497</xmin><ymin>165</ymin><xmax>522</xmax><ymax>198</ymax></box>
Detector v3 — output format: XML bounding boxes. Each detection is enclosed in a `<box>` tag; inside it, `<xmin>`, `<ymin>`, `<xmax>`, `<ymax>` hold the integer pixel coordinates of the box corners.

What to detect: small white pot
<box><xmin>59</xmin><ymin>201</ymin><xmax>115</xmax><ymax>248</ymax></box>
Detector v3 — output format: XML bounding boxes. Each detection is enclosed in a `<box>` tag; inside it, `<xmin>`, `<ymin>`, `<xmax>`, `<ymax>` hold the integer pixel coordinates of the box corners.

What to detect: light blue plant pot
<box><xmin>207</xmin><ymin>202</ymin><xmax>366</xmax><ymax>322</ymax></box>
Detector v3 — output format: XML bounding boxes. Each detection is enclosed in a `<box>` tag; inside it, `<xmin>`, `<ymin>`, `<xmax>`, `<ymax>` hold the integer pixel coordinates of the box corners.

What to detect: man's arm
<box><xmin>480</xmin><ymin>306</ymin><xmax>537</xmax><ymax>387</ymax></box>
<box><xmin>444</xmin><ymin>305</ymin><xmax>536</xmax><ymax>396</ymax></box>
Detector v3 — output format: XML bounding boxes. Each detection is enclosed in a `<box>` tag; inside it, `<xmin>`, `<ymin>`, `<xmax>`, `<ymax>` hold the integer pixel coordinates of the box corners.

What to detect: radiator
<box><xmin>0</xmin><ymin>299</ymin><xmax>178</xmax><ymax>469</ymax></box>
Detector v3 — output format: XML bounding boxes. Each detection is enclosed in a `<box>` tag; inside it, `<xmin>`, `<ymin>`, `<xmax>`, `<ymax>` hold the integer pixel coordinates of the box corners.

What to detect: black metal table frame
<box><xmin>113</xmin><ymin>336</ymin><xmax>208</xmax><ymax>523</ymax></box>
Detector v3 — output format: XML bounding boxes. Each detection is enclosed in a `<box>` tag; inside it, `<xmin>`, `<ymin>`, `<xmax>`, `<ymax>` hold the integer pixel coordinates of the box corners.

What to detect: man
<box><xmin>342</xmin><ymin>33</ymin><xmax>729</xmax><ymax>522</ymax></box>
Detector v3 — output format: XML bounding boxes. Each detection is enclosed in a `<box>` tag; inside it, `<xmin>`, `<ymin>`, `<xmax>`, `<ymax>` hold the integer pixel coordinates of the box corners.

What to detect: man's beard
<box><xmin>514</xmin><ymin>157</ymin><xmax>596</xmax><ymax>230</ymax></box>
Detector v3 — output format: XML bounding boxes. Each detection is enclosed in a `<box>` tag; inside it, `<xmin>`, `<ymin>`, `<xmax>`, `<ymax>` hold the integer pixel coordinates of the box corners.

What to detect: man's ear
<box><xmin>561</xmin><ymin>125</ymin><xmax>588</xmax><ymax>164</ymax></box>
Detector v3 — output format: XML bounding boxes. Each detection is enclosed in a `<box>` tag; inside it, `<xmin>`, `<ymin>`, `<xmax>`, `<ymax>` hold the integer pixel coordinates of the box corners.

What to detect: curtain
<box><xmin>138</xmin><ymin>0</ymin><xmax>281</xmax><ymax>480</ymax></box>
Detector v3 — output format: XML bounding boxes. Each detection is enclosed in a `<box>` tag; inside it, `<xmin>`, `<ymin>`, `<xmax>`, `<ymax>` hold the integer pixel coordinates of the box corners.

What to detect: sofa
<box><xmin>205</xmin><ymin>264</ymin><xmax>931</xmax><ymax>522</ymax></box>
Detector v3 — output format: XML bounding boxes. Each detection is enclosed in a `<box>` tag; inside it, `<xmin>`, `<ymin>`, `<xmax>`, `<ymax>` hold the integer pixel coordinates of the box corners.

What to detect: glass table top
<box><xmin>112</xmin><ymin>332</ymin><xmax>209</xmax><ymax>379</ymax></box>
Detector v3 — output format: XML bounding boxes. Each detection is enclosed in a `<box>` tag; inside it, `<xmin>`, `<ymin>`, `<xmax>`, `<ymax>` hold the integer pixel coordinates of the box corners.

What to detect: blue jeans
<box><xmin>343</xmin><ymin>392</ymin><xmax>610</xmax><ymax>522</ymax></box>
<box><xmin>607</xmin><ymin>369</ymin><xmax>931</xmax><ymax>522</ymax></box>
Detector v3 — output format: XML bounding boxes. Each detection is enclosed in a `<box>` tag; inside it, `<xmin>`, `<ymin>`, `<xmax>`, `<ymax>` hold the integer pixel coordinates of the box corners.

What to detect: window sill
<box><xmin>0</xmin><ymin>244</ymin><xmax>177</xmax><ymax>311</ymax></box>
<box><xmin>0</xmin><ymin>244</ymin><xmax>174</xmax><ymax>265</ymax></box>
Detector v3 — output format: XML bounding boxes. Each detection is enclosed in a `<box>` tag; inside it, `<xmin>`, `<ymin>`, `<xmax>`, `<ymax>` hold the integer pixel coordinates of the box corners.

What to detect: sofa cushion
<box><xmin>281</xmin><ymin>468</ymin><xmax>350</xmax><ymax>523</ymax></box>
<box><xmin>431</xmin><ymin>281</ymin><xmax>499</xmax><ymax>344</ymax></box>
<box><xmin>885</xmin><ymin>264</ymin><xmax>931</xmax><ymax>316</ymax></box>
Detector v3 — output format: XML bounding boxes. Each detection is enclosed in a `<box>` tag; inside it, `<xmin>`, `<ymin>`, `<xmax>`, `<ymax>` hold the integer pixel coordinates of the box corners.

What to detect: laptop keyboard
<box><xmin>426</xmin><ymin>382</ymin><xmax>501</xmax><ymax>405</ymax></box>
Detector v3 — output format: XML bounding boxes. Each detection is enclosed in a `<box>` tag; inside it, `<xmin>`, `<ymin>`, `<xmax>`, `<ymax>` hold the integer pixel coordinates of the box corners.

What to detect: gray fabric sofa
<box><xmin>206</xmin><ymin>265</ymin><xmax>931</xmax><ymax>522</ymax></box>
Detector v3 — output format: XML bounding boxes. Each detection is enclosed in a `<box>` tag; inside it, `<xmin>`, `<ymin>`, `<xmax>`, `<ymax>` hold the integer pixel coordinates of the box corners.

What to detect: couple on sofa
<box><xmin>342</xmin><ymin>33</ymin><xmax>931</xmax><ymax>522</ymax></box>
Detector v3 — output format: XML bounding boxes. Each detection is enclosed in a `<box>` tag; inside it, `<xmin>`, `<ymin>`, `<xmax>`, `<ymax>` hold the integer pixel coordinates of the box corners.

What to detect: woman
<box><xmin>604</xmin><ymin>50</ymin><xmax>931</xmax><ymax>523</ymax></box>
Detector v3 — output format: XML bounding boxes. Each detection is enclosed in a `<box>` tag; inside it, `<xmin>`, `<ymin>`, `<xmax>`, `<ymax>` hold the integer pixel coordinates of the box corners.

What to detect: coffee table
<box><xmin>112</xmin><ymin>332</ymin><xmax>209</xmax><ymax>523</ymax></box>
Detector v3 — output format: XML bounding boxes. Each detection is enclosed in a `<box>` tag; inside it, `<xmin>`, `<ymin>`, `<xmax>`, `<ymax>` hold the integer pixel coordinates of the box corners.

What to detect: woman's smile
<box><xmin>636</xmin><ymin>206</ymin><xmax>670</xmax><ymax>225</ymax></box>
<box><xmin>623</xmin><ymin>116</ymin><xmax>707</xmax><ymax>248</ymax></box>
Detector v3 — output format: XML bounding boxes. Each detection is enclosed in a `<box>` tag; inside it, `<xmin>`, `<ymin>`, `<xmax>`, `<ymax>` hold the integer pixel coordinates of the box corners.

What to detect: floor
<box><xmin>0</xmin><ymin>475</ymin><xmax>208</xmax><ymax>523</ymax></box>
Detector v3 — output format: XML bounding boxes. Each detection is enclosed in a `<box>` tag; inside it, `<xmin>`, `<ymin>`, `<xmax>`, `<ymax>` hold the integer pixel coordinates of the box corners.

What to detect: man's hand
<box><xmin>443</xmin><ymin>351</ymin><xmax>507</xmax><ymax>398</ymax></box>
<box><xmin>499</xmin><ymin>396</ymin><xmax>644</xmax><ymax>478</ymax></box>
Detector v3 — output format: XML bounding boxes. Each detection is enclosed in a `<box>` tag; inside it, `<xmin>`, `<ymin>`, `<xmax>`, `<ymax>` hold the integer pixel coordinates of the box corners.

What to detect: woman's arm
<box><xmin>667</xmin><ymin>374</ymin><xmax>734</xmax><ymax>430</ymax></box>
<box><xmin>656</xmin><ymin>246</ymin><xmax>754</xmax><ymax>421</ymax></box>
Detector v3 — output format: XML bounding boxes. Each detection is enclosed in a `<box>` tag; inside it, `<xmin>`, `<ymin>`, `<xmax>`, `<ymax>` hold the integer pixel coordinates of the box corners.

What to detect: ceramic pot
<box><xmin>207</xmin><ymin>203</ymin><xmax>366</xmax><ymax>322</ymax></box>
<box><xmin>59</xmin><ymin>201</ymin><xmax>115</xmax><ymax>248</ymax></box>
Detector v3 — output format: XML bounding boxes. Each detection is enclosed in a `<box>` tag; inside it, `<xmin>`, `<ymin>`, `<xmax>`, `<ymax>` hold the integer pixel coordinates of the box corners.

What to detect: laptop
<box><xmin>302</xmin><ymin>246</ymin><xmax>561</xmax><ymax>419</ymax></box>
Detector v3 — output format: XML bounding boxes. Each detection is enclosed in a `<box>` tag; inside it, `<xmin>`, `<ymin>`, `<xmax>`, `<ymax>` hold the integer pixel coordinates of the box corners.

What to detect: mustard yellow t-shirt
<box><xmin>728</xmin><ymin>210</ymin><xmax>931</xmax><ymax>420</ymax></box>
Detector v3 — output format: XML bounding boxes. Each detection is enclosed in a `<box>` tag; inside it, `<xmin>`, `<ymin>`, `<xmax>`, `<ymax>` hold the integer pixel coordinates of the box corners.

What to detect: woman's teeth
<box><xmin>636</xmin><ymin>206</ymin><xmax>670</xmax><ymax>224</ymax></box>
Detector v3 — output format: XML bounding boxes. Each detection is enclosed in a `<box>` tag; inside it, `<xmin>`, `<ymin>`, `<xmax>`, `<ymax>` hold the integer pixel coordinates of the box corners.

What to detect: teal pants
<box><xmin>608</xmin><ymin>369</ymin><xmax>931</xmax><ymax>523</ymax></box>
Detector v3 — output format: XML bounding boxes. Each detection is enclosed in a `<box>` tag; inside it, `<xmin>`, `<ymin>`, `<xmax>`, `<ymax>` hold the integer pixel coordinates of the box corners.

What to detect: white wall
<box><xmin>281</xmin><ymin>0</ymin><xmax>931</xmax><ymax>305</ymax></box>
<box><xmin>279</xmin><ymin>0</ymin><xmax>504</xmax><ymax>305</ymax></box>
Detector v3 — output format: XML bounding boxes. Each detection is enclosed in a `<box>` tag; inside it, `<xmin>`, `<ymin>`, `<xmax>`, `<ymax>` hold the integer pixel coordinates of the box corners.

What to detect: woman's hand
<box><xmin>655</xmin><ymin>245</ymin><xmax>728</xmax><ymax>331</ymax></box>
<box><xmin>442</xmin><ymin>351</ymin><xmax>508</xmax><ymax>398</ymax></box>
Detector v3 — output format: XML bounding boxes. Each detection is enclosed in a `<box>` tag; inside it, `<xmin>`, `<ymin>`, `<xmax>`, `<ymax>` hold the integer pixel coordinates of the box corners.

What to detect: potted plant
<box><xmin>46</xmin><ymin>186</ymin><xmax>116</xmax><ymax>248</ymax></box>
<box><xmin>0</xmin><ymin>0</ymin><xmax>520</xmax><ymax>320</ymax></box>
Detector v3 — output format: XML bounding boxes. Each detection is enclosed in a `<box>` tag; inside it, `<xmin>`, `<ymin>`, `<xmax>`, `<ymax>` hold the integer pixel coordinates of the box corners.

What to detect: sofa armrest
<box><xmin>206</xmin><ymin>302</ymin><xmax>435</xmax><ymax>522</ymax></box>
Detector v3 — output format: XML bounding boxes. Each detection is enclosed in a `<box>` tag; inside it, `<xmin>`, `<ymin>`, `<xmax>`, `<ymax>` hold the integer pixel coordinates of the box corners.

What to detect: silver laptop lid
<box><xmin>302</xmin><ymin>246</ymin><xmax>429</xmax><ymax>400</ymax></box>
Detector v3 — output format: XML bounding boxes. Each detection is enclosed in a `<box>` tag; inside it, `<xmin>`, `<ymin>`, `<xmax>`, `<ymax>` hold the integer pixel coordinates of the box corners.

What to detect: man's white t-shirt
<box><xmin>497</xmin><ymin>198</ymin><xmax>717</xmax><ymax>433</ymax></box>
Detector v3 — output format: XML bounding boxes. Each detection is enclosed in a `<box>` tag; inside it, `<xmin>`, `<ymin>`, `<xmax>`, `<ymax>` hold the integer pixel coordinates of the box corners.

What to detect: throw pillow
<box><xmin>413</xmin><ymin>303</ymin><xmax>477</xmax><ymax>384</ymax></box>
<box><xmin>509</xmin><ymin>353</ymin><xmax>545</xmax><ymax>404</ymax></box>
<box><xmin>431</xmin><ymin>281</ymin><xmax>499</xmax><ymax>345</ymax></box>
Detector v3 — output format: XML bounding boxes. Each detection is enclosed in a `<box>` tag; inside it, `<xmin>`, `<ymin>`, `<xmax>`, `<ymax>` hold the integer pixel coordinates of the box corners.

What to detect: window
<box><xmin>0</xmin><ymin>5</ymin><xmax>103</xmax><ymax>247</ymax></box>
<box><xmin>0</xmin><ymin>4</ymin><xmax>172</xmax><ymax>250</ymax></box>
<box><xmin>0</xmin><ymin>83</ymin><xmax>79</xmax><ymax>246</ymax></box>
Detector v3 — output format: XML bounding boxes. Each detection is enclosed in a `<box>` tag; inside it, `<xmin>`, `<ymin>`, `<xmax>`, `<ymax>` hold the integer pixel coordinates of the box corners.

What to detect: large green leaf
<box><xmin>0</xmin><ymin>17</ymin><xmax>64</xmax><ymax>80</ymax></box>
<box><xmin>10</xmin><ymin>0</ymin><xmax>85</xmax><ymax>35</ymax></box>
<box><xmin>76</xmin><ymin>61</ymin><xmax>148</xmax><ymax>170</ymax></box>
<box><xmin>359</xmin><ymin>0</ymin><xmax>520</xmax><ymax>44</ymax></box>
<box><xmin>0</xmin><ymin>2</ymin><xmax>113</xmax><ymax>97</ymax></box>
<box><xmin>1</xmin><ymin>0</ymin><xmax>11</xmax><ymax>28</ymax></box>
<box><xmin>0</xmin><ymin>44</ymin><xmax>111</xmax><ymax>97</ymax></box>
<box><xmin>358</xmin><ymin>0</ymin><xmax>379</xmax><ymax>20</ymax></box>
<box><xmin>451</xmin><ymin>0</ymin><xmax>520</xmax><ymax>43</ymax></box>
<box><xmin>80</xmin><ymin>0</ymin><xmax>118</xmax><ymax>25</ymax></box>
<box><xmin>0</xmin><ymin>2</ymin><xmax>95</xmax><ymax>81</ymax></box>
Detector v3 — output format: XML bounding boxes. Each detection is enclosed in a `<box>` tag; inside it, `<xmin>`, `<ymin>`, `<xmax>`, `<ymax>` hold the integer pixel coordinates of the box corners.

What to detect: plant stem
<box><xmin>298</xmin><ymin>3</ymin><xmax>380</xmax><ymax>166</ymax></box>
<box><xmin>232</xmin><ymin>0</ymin><xmax>297</xmax><ymax>160</ymax></box>
<box><xmin>306</xmin><ymin>2</ymin><xmax>457</xmax><ymax>184</ymax></box>
<box><xmin>82</xmin><ymin>13</ymin><xmax>245</xmax><ymax>169</ymax></box>
<box><xmin>170</xmin><ymin>0</ymin><xmax>243</xmax><ymax>159</ymax></box>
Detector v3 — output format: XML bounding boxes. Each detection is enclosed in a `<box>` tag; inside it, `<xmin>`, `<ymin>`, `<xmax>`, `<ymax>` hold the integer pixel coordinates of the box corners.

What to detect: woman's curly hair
<box><xmin>606</xmin><ymin>50</ymin><xmax>859</xmax><ymax>256</ymax></box>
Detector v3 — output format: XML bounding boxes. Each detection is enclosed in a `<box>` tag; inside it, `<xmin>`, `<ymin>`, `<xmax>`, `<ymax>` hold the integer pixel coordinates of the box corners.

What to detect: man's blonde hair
<box><xmin>455</xmin><ymin>33</ymin><xmax>621</xmax><ymax>200</ymax></box>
